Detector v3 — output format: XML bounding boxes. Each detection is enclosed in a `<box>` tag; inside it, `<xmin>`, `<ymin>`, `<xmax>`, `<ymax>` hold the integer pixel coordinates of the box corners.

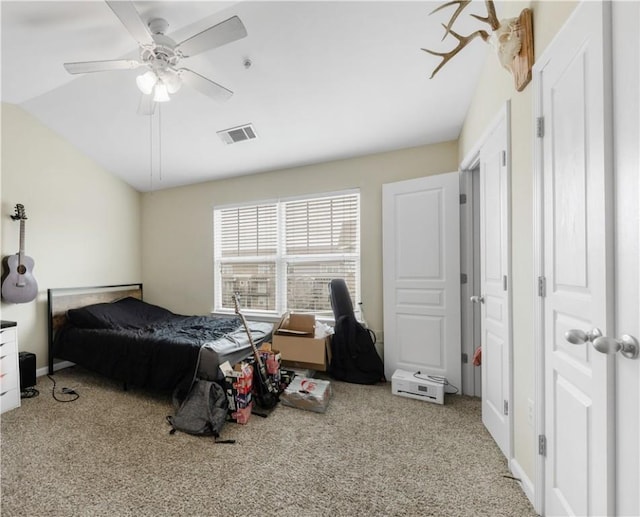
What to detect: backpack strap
<box><xmin>214</xmin><ymin>438</ymin><xmax>236</xmax><ymax>444</ymax></box>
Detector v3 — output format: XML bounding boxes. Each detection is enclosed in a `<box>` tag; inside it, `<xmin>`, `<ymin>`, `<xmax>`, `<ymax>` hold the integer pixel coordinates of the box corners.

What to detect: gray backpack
<box><xmin>167</xmin><ymin>379</ymin><xmax>233</xmax><ymax>442</ymax></box>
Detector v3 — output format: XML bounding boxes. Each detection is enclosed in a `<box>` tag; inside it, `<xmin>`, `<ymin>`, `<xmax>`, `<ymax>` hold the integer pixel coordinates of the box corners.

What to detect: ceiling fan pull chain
<box><xmin>149</xmin><ymin>112</ymin><xmax>153</xmax><ymax>192</ymax></box>
<box><xmin>159</xmin><ymin>105</ymin><xmax>163</xmax><ymax>183</ymax></box>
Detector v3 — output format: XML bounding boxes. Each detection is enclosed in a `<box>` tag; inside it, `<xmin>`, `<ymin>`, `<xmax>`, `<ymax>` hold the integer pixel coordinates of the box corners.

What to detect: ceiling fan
<box><xmin>63</xmin><ymin>1</ymin><xmax>247</xmax><ymax>115</ymax></box>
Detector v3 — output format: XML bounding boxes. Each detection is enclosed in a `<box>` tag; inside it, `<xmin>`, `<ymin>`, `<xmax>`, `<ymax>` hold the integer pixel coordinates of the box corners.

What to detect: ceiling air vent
<box><xmin>217</xmin><ymin>124</ymin><xmax>257</xmax><ymax>145</ymax></box>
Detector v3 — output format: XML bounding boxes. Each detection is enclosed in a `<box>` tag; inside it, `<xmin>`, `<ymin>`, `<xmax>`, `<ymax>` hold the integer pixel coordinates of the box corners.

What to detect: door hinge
<box><xmin>503</xmin><ymin>400</ymin><xmax>509</xmax><ymax>416</ymax></box>
<box><xmin>462</xmin><ymin>353</ymin><xmax>468</xmax><ymax>364</ymax></box>
<box><xmin>536</xmin><ymin>117</ymin><xmax>545</xmax><ymax>138</ymax></box>
<box><xmin>461</xmin><ymin>273</ymin><xmax>468</xmax><ymax>284</ymax></box>
<box><xmin>501</xmin><ymin>150</ymin><xmax>507</xmax><ymax>166</ymax></box>
<box><xmin>538</xmin><ymin>276</ymin><xmax>546</xmax><ymax>297</ymax></box>
<box><xmin>538</xmin><ymin>434</ymin><xmax>547</xmax><ymax>456</ymax></box>
<box><xmin>503</xmin><ymin>275</ymin><xmax>508</xmax><ymax>291</ymax></box>
<box><xmin>460</xmin><ymin>193</ymin><xmax>467</xmax><ymax>205</ymax></box>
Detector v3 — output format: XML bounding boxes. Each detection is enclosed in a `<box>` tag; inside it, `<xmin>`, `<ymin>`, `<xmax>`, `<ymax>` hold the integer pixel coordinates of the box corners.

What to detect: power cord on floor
<box><xmin>47</xmin><ymin>375</ymin><xmax>80</xmax><ymax>403</ymax></box>
<box><xmin>413</xmin><ymin>371</ymin><xmax>459</xmax><ymax>394</ymax></box>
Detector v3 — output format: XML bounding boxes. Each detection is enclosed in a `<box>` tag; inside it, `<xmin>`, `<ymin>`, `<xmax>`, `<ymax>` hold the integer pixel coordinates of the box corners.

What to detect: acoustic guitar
<box><xmin>1</xmin><ymin>204</ymin><xmax>38</xmax><ymax>304</ymax></box>
<box><xmin>232</xmin><ymin>294</ymin><xmax>279</xmax><ymax>409</ymax></box>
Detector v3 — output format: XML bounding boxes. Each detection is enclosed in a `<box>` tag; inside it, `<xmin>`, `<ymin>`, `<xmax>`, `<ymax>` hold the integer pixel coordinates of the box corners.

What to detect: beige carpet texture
<box><xmin>1</xmin><ymin>367</ymin><xmax>536</xmax><ymax>517</ymax></box>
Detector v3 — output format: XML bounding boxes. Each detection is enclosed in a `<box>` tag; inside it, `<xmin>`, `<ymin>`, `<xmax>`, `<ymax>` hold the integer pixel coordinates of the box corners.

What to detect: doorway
<box><xmin>460</xmin><ymin>165</ymin><xmax>481</xmax><ymax>398</ymax></box>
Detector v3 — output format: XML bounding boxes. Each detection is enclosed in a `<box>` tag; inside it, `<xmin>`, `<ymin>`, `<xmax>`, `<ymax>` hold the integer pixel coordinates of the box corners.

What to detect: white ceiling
<box><xmin>1</xmin><ymin>1</ymin><xmax>490</xmax><ymax>192</ymax></box>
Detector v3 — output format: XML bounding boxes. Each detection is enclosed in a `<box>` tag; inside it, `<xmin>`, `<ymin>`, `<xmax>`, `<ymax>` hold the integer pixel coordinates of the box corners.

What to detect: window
<box><xmin>214</xmin><ymin>191</ymin><xmax>360</xmax><ymax>317</ymax></box>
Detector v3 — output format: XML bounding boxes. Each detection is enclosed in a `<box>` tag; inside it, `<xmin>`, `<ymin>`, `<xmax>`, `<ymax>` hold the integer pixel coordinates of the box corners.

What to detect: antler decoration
<box><xmin>422</xmin><ymin>0</ymin><xmax>534</xmax><ymax>92</ymax></box>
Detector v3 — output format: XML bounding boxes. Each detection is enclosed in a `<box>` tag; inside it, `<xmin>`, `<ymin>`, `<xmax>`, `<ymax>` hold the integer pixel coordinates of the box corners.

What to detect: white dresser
<box><xmin>0</xmin><ymin>322</ymin><xmax>21</xmax><ymax>414</ymax></box>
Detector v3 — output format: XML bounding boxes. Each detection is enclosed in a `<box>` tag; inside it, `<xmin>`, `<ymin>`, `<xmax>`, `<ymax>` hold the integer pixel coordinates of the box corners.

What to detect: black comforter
<box><xmin>54</xmin><ymin>297</ymin><xmax>243</xmax><ymax>391</ymax></box>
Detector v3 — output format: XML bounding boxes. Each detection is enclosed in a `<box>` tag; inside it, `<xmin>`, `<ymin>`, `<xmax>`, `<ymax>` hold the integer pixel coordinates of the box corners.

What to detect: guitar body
<box><xmin>2</xmin><ymin>254</ymin><xmax>38</xmax><ymax>303</ymax></box>
<box><xmin>252</xmin><ymin>363</ymin><xmax>280</xmax><ymax>409</ymax></box>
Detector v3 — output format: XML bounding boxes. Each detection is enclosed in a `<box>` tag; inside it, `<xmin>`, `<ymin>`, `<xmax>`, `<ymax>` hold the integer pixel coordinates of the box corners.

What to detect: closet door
<box><xmin>535</xmin><ymin>2</ymin><xmax>615</xmax><ymax>514</ymax></box>
<box><xmin>382</xmin><ymin>172</ymin><xmax>461</xmax><ymax>390</ymax></box>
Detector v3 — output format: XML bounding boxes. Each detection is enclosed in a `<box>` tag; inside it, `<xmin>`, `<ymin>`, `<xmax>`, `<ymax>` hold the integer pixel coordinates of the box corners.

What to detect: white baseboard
<box><xmin>36</xmin><ymin>361</ymin><xmax>75</xmax><ymax>377</ymax></box>
<box><xmin>510</xmin><ymin>458</ymin><xmax>536</xmax><ymax>510</ymax></box>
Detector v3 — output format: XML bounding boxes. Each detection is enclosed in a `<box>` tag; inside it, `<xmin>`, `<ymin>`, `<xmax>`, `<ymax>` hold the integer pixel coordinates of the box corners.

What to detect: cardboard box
<box><xmin>280</xmin><ymin>377</ymin><xmax>332</xmax><ymax>413</ymax></box>
<box><xmin>272</xmin><ymin>313</ymin><xmax>331</xmax><ymax>371</ymax></box>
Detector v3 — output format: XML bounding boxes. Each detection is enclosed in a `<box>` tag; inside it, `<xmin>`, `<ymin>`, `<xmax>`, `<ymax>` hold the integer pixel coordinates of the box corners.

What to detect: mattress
<box><xmin>198</xmin><ymin>320</ymin><xmax>273</xmax><ymax>381</ymax></box>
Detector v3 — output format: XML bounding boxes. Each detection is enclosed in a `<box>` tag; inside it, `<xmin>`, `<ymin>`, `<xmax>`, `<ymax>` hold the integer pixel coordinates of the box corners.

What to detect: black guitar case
<box><xmin>328</xmin><ymin>279</ymin><xmax>385</xmax><ymax>384</ymax></box>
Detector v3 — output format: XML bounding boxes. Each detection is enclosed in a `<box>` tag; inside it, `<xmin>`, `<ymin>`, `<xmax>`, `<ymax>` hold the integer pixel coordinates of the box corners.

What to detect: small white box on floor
<box><xmin>391</xmin><ymin>369</ymin><xmax>445</xmax><ymax>404</ymax></box>
<box><xmin>281</xmin><ymin>377</ymin><xmax>332</xmax><ymax>413</ymax></box>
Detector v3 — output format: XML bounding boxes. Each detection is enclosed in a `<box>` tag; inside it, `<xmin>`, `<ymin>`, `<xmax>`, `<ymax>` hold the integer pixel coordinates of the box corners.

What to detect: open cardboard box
<box><xmin>272</xmin><ymin>313</ymin><xmax>331</xmax><ymax>371</ymax></box>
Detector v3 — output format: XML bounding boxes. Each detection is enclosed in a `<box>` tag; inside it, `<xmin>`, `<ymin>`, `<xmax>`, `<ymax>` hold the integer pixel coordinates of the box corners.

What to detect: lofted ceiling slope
<box><xmin>1</xmin><ymin>1</ymin><xmax>490</xmax><ymax>192</ymax></box>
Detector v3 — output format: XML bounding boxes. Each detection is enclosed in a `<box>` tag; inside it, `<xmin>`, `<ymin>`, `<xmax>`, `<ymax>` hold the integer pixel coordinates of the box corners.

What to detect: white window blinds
<box><xmin>214</xmin><ymin>191</ymin><xmax>360</xmax><ymax>316</ymax></box>
<box><xmin>285</xmin><ymin>195</ymin><xmax>359</xmax><ymax>255</ymax></box>
<box><xmin>219</xmin><ymin>204</ymin><xmax>277</xmax><ymax>257</ymax></box>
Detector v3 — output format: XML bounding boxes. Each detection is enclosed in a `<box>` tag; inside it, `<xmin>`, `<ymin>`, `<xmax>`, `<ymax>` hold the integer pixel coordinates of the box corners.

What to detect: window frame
<box><xmin>213</xmin><ymin>189</ymin><xmax>360</xmax><ymax>319</ymax></box>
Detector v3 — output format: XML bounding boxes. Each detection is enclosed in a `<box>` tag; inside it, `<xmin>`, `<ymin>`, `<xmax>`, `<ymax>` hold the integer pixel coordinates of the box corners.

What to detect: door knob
<box><xmin>564</xmin><ymin>328</ymin><xmax>603</xmax><ymax>345</ymax></box>
<box><xmin>470</xmin><ymin>295</ymin><xmax>485</xmax><ymax>304</ymax></box>
<box><xmin>592</xmin><ymin>335</ymin><xmax>639</xmax><ymax>359</ymax></box>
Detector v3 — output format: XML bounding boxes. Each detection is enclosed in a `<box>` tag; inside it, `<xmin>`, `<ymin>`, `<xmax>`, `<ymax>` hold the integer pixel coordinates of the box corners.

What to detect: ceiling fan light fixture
<box><xmin>153</xmin><ymin>81</ymin><xmax>170</xmax><ymax>102</ymax></box>
<box><xmin>163</xmin><ymin>70</ymin><xmax>182</xmax><ymax>94</ymax></box>
<box><xmin>136</xmin><ymin>70</ymin><xmax>158</xmax><ymax>95</ymax></box>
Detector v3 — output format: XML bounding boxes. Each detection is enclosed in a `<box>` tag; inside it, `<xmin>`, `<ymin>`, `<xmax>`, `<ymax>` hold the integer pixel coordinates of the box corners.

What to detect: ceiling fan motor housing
<box><xmin>138</xmin><ymin>20</ymin><xmax>182</xmax><ymax>95</ymax></box>
<box><xmin>138</xmin><ymin>19</ymin><xmax>181</xmax><ymax>70</ymax></box>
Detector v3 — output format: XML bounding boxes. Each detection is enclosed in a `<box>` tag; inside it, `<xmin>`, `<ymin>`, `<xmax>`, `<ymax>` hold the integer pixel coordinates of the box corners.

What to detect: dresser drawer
<box><xmin>0</xmin><ymin>368</ymin><xmax>18</xmax><ymax>392</ymax></box>
<box><xmin>0</xmin><ymin>324</ymin><xmax>20</xmax><ymax>414</ymax></box>
<box><xmin>0</xmin><ymin>344</ymin><xmax>18</xmax><ymax>375</ymax></box>
<box><xmin>0</xmin><ymin>327</ymin><xmax>16</xmax><ymax>346</ymax></box>
<box><xmin>0</xmin><ymin>387</ymin><xmax>20</xmax><ymax>413</ymax></box>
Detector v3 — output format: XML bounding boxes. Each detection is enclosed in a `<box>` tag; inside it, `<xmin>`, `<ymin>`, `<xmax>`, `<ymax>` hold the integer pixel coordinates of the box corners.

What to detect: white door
<box><xmin>477</xmin><ymin>114</ymin><xmax>511</xmax><ymax>458</ymax></box>
<box><xmin>612</xmin><ymin>2</ymin><xmax>640</xmax><ymax>515</ymax></box>
<box><xmin>537</xmin><ymin>2</ymin><xmax>615</xmax><ymax>515</ymax></box>
<box><xmin>382</xmin><ymin>172</ymin><xmax>461</xmax><ymax>391</ymax></box>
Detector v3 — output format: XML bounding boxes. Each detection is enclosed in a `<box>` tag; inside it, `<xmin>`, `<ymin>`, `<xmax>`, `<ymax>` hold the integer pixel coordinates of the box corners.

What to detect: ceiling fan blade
<box><xmin>176</xmin><ymin>16</ymin><xmax>247</xmax><ymax>57</ymax></box>
<box><xmin>64</xmin><ymin>59</ymin><xmax>143</xmax><ymax>74</ymax></box>
<box><xmin>181</xmin><ymin>69</ymin><xmax>233</xmax><ymax>102</ymax></box>
<box><xmin>137</xmin><ymin>94</ymin><xmax>156</xmax><ymax>116</ymax></box>
<box><xmin>105</xmin><ymin>0</ymin><xmax>154</xmax><ymax>46</ymax></box>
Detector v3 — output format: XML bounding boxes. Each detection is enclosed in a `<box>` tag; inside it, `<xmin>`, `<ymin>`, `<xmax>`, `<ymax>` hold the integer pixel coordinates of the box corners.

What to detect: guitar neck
<box><xmin>238</xmin><ymin>311</ymin><xmax>264</xmax><ymax>367</ymax></box>
<box><xmin>18</xmin><ymin>219</ymin><xmax>26</xmax><ymax>263</ymax></box>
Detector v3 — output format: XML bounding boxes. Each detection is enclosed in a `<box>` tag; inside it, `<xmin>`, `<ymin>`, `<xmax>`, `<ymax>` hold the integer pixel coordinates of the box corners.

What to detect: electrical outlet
<box><xmin>527</xmin><ymin>398</ymin><xmax>534</xmax><ymax>427</ymax></box>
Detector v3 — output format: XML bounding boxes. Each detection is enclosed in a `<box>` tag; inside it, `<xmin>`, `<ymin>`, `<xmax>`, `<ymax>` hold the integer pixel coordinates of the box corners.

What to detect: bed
<box><xmin>48</xmin><ymin>284</ymin><xmax>273</xmax><ymax>391</ymax></box>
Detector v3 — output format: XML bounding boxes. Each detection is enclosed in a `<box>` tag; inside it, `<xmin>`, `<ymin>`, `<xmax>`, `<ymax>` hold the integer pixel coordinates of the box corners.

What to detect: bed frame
<box><xmin>47</xmin><ymin>283</ymin><xmax>143</xmax><ymax>375</ymax></box>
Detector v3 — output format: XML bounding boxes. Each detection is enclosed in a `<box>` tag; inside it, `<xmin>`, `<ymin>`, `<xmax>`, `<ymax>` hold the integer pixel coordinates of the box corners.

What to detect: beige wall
<box><xmin>0</xmin><ymin>104</ymin><xmax>142</xmax><ymax>370</ymax></box>
<box><xmin>141</xmin><ymin>141</ymin><xmax>458</xmax><ymax>341</ymax></box>
<box><xmin>458</xmin><ymin>0</ymin><xmax>577</xmax><ymax>483</ymax></box>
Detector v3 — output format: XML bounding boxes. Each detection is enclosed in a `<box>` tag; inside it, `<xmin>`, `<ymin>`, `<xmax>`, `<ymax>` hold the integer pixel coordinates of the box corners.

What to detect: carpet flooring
<box><xmin>1</xmin><ymin>367</ymin><xmax>537</xmax><ymax>517</ymax></box>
